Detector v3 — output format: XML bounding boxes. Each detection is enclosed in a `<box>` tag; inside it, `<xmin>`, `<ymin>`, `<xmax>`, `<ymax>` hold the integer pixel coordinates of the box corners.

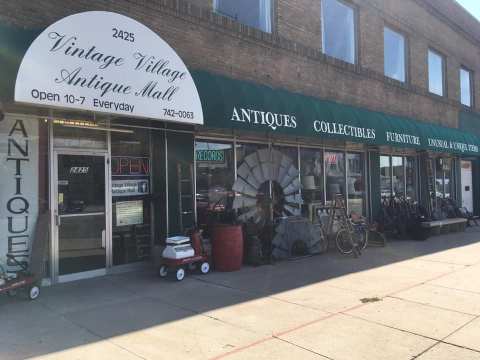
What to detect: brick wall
<box><xmin>0</xmin><ymin>0</ymin><xmax>479</xmax><ymax>128</ymax></box>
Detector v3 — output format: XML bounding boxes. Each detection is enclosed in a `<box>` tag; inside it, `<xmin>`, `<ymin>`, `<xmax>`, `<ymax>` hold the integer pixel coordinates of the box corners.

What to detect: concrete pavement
<box><xmin>2</xmin><ymin>229</ymin><xmax>480</xmax><ymax>359</ymax></box>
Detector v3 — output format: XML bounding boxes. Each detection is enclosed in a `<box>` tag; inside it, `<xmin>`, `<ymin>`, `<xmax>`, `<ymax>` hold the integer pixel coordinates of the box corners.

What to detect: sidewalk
<box><xmin>2</xmin><ymin>229</ymin><xmax>480</xmax><ymax>360</ymax></box>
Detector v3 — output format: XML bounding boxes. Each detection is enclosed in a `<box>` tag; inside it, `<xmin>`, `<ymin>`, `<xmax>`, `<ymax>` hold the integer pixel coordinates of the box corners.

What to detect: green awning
<box><xmin>1</xmin><ymin>22</ymin><xmax>479</xmax><ymax>156</ymax></box>
<box><xmin>192</xmin><ymin>70</ymin><xmax>480</xmax><ymax>156</ymax></box>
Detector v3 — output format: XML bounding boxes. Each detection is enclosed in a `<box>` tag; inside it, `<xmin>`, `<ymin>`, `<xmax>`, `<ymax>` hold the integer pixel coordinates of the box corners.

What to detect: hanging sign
<box><xmin>112</xmin><ymin>179</ymin><xmax>150</xmax><ymax>197</ymax></box>
<box><xmin>14</xmin><ymin>11</ymin><xmax>203</xmax><ymax>124</ymax></box>
<box><xmin>0</xmin><ymin>116</ymin><xmax>39</xmax><ymax>269</ymax></box>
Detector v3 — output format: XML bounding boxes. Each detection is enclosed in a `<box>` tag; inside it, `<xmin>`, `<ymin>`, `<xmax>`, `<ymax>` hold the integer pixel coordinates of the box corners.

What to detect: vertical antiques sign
<box><xmin>15</xmin><ymin>11</ymin><xmax>203</xmax><ymax>124</ymax></box>
<box><xmin>0</xmin><ymin>116</ymin><xmax>39</xmax><ymax>268</ymax></box>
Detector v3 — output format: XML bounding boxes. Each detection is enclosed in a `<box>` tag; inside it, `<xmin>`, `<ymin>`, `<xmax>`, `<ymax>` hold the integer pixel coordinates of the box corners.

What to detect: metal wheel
<box><xmin>175</xmin><ymin>268</ymin><xmax>185</xmax><ymax>281</ymax></box>
<box><xmin>200</xmin><ymin>262</ymin><xmax>210</xmax><ymax>274</ymax></box>
<box><xmin>335</xmin><ymin>229</ymin><xmax>355</xmax><ymax>255</ymax></box>
<box><xmin>29</xmin><ymin>285</ymin><xmax>40</xmax><ymax>300</ymax></box>
<box><xmin>355</xmin><ymin>227</ymin><xmax>368</xmax><ymax>250</ymax></box>
<box><xmin>159</xmin><ymin>265</ymin><xmax>168</xmax><ymax>277</ymax></box>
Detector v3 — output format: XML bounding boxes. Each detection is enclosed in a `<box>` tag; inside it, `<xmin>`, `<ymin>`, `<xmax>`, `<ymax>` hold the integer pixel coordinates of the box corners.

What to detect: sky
<box><xmin>456</xmin><ymin>0</ymin><xmax>480</xmax><ymax>21</ymax></box>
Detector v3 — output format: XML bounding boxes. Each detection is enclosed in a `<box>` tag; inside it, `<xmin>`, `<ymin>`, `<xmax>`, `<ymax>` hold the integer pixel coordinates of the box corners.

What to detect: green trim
<box><xmin>192</xmin><ymin>70</ymin><xmax>480</xmax><ymax>156</ymax></box>
<box><xmin>473</xmin><ymin>159</ymin><xmax>480</xmax><ymax>216</ymax></box>
<box><xmin>0</xmin><ymin>23</ymin><xmax>40</xmax><ymax>101</ymax></box>
<box><xmin>368</xmin><ymin>151</ymin><xmax>381</xmax><ymax>219</ymax></box>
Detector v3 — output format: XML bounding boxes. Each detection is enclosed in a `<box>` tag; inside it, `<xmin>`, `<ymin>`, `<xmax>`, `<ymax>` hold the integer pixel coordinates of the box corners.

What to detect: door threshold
<box><xmin>58</xmin><ymin>269</ymin><xmax>107</xmax><ymax>283</ymax></box>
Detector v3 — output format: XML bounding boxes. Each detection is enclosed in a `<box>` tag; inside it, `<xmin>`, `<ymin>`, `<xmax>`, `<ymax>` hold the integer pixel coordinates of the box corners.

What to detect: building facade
<box><xmin>0</xmin><ymin>0</ymin><xmax>479</xmax><ymax>283</ymax></box>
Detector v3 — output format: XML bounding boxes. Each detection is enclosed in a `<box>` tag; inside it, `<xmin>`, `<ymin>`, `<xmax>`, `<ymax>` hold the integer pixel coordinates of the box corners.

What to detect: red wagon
<box><xmin>158</xmin><ymin>231</ymin><xmax>211</xmax><ymax>281</ymax></box>
<box><xmin>0</xmin><ymin>254</ymin><xmax>40</xmax><ymax>300</ymax></box>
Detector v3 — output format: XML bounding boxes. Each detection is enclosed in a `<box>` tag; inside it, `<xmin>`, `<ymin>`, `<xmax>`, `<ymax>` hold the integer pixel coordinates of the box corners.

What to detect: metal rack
<box><xmin>177</xmin><ymin>163</ymin><xmax>195</xmax><ymax>233</ymax></box>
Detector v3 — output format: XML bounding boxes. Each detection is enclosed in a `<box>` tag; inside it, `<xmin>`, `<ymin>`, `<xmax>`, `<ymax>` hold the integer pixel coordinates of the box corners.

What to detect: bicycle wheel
<box><xmin>335</xmin><ymin>229</ymin><xmax>355</xmax><ymax>255</ymax></box>
<box><xmin>354</xmin><ymin>226</ymin><xmax>368</xmax><ymax>250</ymax></box>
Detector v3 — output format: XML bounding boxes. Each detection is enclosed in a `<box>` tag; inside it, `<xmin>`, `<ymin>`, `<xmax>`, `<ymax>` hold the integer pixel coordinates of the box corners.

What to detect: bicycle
<box><xmin>335</xmin><ymin>218</ymin><xmax>365</xmax><ymax>256</ymax></box>
<box><xmin>331</xmin><ymin>195</ymin><xmax>362</xmax><ymax>257</ymax></box>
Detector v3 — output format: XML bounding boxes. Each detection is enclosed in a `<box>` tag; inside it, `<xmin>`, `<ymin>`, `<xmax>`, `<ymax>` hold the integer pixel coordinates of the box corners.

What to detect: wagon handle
<box><xmin>6</xmin><ymin>254</ymin><xmax>28</xmax><ymax>271</ymax></box>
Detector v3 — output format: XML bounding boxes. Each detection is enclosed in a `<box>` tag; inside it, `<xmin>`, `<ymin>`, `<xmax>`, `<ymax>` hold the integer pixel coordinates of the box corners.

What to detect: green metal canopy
<box><xmin>0</xmin><ymin>21</ymin><xmax>479</xmax><ymax>156</ymax></box>
<box><xmin>192</xmin><ymin>70</ymin><xmax>480</xmax><ymax>156</ymax></box>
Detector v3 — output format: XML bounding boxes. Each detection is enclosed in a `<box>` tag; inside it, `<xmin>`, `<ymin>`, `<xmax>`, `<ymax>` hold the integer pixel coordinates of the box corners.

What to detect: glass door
<box><xmin>55</xmin><ymin>153</ymin><xmax>108</xmax><ymax>279</ymax></box>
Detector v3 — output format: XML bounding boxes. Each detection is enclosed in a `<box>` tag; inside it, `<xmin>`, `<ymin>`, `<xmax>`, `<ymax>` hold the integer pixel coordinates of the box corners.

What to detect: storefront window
<box><xmin>325</xmin><ymin>151</ymin><xmax>345</xmax><ymax>204</ymax></box>
<box><xmin>347</xmin><ymin>153</ymin><xmax>364</xmax><ymax>216</ymax></box>
<box><xmin>53</xmin><ymin>121</ymin><xmax>107</xmax><ymax>150</ymax></box>
<box><xmin>381</xmin><ymin>155</ymin><xmax>418</xmax><ymax>201</ymax></box>
<box><xmin>435</xmin><ymin>158</ymin><xmax>444</xmax><ymax>199</ymax></box>
<box><xmin>435</xmin><ymin>158</ymin><xmax>454</xmax><ymax>200</ymax></box>
<box><xmin>380</xmin><ymin>155</ymin><xmax>391</xmax><ymax>198</ymax></box>
<box><xmin>300</xmin><ymin>148</ymin><xmax>324</xmax><ymax>205</ymax></box>
<box><xmin>273</xmin><ymin>145</ymin><xmax>301</xmax><ymax>219</ymax></box>
<box><xmin>444</xmin><ymin>159</ymin><xmax>453</xmax><ymax>199</ymax></box>
<box><xmin>111</xmin><ymin>128</ymin><xmax>152</xmax><ymax>266</ymax></box>
<box><xmin>426</xmin><ymin>158</ymin><xmax>435</xmax><ymax>209</ymax></box>
<box><xmin>196</xmin><ymin>141</ymin><xmax>235</xmax><ymax>232</ymax></box>
<box><xmin>406</xmin><ymin>156</ymin><xmax>417</xmax><ymax>200</ymax></box>
<box><xmin>235</xmin><ymin>143</ymin><xmax>268</xmax><ymax>224</ymax></box>
<box><xmin>392</xmin><ymin>156</ymin><xmax>405</xmax><ymax>197</ymax></box>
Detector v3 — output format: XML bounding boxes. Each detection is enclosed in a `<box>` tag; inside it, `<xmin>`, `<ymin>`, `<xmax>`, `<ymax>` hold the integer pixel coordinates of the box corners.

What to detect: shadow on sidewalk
<box><xmin>1</xmin><ymin>227</ymin><xmax>480</xmax><ymax>359</ymax></box>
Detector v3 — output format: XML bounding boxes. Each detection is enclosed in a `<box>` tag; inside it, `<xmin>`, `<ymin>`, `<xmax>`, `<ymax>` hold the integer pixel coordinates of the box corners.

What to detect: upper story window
<box><xmin>384</xmin><ymin>27</ymin><xmax>406</xmax><ymax>82</ymax></box>
<box><xmin>213</xmin><ymin>0</ymin><xmax>272</xmax><ymax>33</ymax></box>
<box><xmin>460</xmin><ymin>67</ymin><xmax>472</xmax><ymax>107</ymax></box>
<box><xmin>428</xmin><ymin>49</ymin><xmax>445</xmax><ymax>96</ymax></box>
<box><xmin>321</xmin><ymin>0</ymin><xmax>356</xmax><ymax>64</ymax></box>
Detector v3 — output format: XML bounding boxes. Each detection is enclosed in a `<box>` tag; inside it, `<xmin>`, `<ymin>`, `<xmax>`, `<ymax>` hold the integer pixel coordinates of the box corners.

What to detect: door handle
<box><xmin>101</xmin><ymin>230</ymin><xmax>106</xmax><ymax>249</ymax></box>
<box><xmin>55</xmin><ymin>213</ymin><xmax>61</xmax><ymax>227</ymax></box>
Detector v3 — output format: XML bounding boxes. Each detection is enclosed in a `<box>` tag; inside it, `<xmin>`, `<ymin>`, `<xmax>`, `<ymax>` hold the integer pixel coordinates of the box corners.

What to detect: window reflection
<box><xmin>110</xmin><ymin>128</ymin><xmax>151</xmax><ymax>266</ymax></box>
<box><xmin>301</xmin><ymin>148</ymin><xmax>324</xmax><ymax>204</ymax></box>
<box><xmin>435</xmin><ymin>158</ymin><xmax>454</xmax><ymax>200</ymax></box>
<box><xmin>325</xmin><ymin>151</ymin><xmax>345</xmax><ymax>203</ymax></box>
<box><xmin>322</xmin><ymin>0</ymin><xmax>356</xmax><ymax>64</ymax></box>
<box><xmin>460</xmin><ymin>68</ymin><xmax>472</xmax><ymax>107</ymax></box>
<box><xmin>214</xmin><ymin>0</ymin><xmax>272</xmax><ymax>33</ymax></box>
<box><xmin>428</xmin><ymin>50</ymin><xmax>444</xmax><ymax>96</ymax></box>
<box><xmin>384</xmin><ymin>27</ymin><xmax>406</xmax><ymax>82</ymax></box>
<box><xmin>195</xmin><ymin>141</ymin><xmax>235</xmax><ymax>232</ymax></box>
<box><xmin>406</xmin><ymin>157</ymin><xmax>417</xmax><ymax>200</ymax></box>
<box><xmin>381</xmin><ymin>155</ymin><xmax>418</xmax><ymax>201</ymax></box>
<box><xmin>380</xmin><ymin>155</ymin><xmax>392</xmax><ymax>198</ymax></box>
<box><xmin>435</xmin><ymin>158</ymin><xmax>445</xmax><ymax>199</ymax></box>
<box><xmin>347</xmin><ymin>153</ymin><xmax>364</xmax><ymax>216</ymax></box>
<box><xmin>444</xmin><ymin>159</ymin><xmax>453</xmax><ymax>199</ymax></box>
<box><xmin>392</xmin><ymin>156</ymin><xmax>404</xmax><ymax>197</ymax></box>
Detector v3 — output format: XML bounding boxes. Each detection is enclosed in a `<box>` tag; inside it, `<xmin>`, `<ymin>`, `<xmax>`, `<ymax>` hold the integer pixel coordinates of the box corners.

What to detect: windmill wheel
<box><xmin>233</xmin><ymin>149</ymin><xmax>303</xmax><ymax>224</ymax></box>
